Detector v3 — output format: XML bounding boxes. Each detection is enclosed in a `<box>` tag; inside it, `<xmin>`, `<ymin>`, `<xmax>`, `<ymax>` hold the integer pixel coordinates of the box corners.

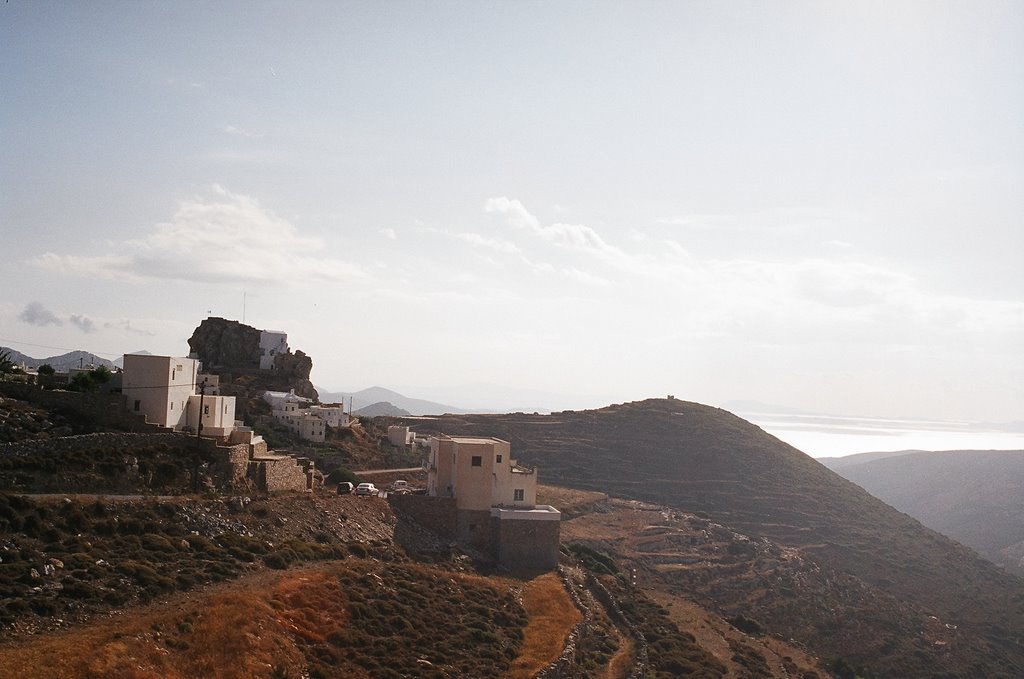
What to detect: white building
<box><xmin>309</xmin><ymin>404</ymin><xmax>350</xmax><ymax>428</ymax></box>
<box><xmin>262</xmin><ymin>389</ymin><xmax>311</xmax><ymax>410</ymax></box>
<box><xmin>388</xmin><ymin>425</ymin><xmax>414</xmax><ymax>447</ymax></box>
<box><xmin>259</xmin><ymin>330</ymin><xmax>288</xmax><ymax>370</ymax></box>
<box><xmin>122</xmin><ymin>354</ymin><xmax>236</xmax><ymax>436</ymax></box>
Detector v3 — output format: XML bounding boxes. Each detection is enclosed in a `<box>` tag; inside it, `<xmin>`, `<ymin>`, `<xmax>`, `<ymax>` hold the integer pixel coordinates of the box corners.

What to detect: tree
<box><xmin>0</xmin><ymin>350</ymin><xmax>13</xmax><ymax>375</ymax></box>
<box><xmin>37</xmin><ymin>364</ymin><xmax>55</xmax><ymax>376</ymax></box>
<box><xmin>69</xmin><ymin>366</ymin><xmax>113</xmax><ymax>392</ymax></box>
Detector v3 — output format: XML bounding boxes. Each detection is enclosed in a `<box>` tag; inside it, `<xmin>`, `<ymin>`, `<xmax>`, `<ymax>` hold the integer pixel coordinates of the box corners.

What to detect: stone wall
<box><xmin>252</xmin><ymin>457</ymin><xmax>310</xmax><ymax>493</ymax></box>
<box><xmin>0</xmin><ymin>383</ymin><xmax>160</xmax><ymax>433</ymax></box>
<box><xmin>388</xmin><ymin>494</ymin><xmax>457</xmax><ymax>540</ymax></box>
<box><xmin>457</xmin><ymin>508</ymin><xmax>496</xmax><ymax>554</ymax></box>
<box><xmin>493</xmin><ymin>515</ymin><xmax>561</xmax><ymax>573</ymax></box>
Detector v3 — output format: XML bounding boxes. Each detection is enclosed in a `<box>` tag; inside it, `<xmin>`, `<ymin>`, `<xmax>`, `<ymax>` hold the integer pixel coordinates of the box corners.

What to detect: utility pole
<box><xmin>196</xmin><ymin>378</ymin><xmax>207</xmax><ymax>441</ymax></box>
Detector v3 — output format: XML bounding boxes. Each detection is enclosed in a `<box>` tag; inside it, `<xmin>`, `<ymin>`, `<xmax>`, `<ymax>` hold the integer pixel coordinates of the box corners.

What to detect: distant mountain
<box><xmin>827</xmin><ymin>449</ymin><xmax>1024</xmax><ymax>576</ymax></box>
<box><xmin>352</xmin><ymin>401</ymin><xmax>412</xmax><ymax>418</ymax></box>
<box><xmin>113</xmin><ymin>350</ymin><xmax>153</xmax><ymax>368</ymax></box>
<box><xmin>0</xmin><ymin>347</ymin><xmax>116</xmax><ymax>372</ymax></box>
<box><xmin>406</xmin><ymin>399</ymin><xmax>1024</xmax><ymax>678</ymax></box>
<box><xmin>818</xmin><ymin>449</ymin><xmax>922</xmax><ymax>470</ymax></box>
<box><xmin>315</xmin><ymin>386</ymin><xmax>469</xmax><ymax>416</ymax></box>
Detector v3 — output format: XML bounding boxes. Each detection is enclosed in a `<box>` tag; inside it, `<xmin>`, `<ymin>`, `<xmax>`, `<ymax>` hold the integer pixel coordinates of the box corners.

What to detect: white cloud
<box><xmin>423</xmin><ymin>226</ymin><xmax>521</xmax><ymax>254</ymax></box>
<box><xmin>18</xmin><ymin>302</ymin><xmax>63</xmax><ymax>327</ymax></box>
<box><xmin>30</xmin><ymin>187</ymin><xmax>365</xmax><ymax>287</ymax></box>
<box><xmin>379</xmin><ymin>228</ymin><xmax>397</xmax><ymax>240</ymax></box>
<box><xmin>69</xmin><ymin>314</ymin><xmax>97</xmax><ymax>334</ymax></box>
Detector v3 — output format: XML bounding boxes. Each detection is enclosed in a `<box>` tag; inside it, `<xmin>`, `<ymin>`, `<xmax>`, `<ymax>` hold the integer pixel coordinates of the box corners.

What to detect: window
<box><xmin>514</xmin><ymin>489</ymin><xmax>525</xmax><ymax>502</ymax></box>
<box><xmin>171</xmin><ymin>369</ymin><xmax>176</xmax><ymax>381</ymax></box>
<box><xmin>170</xmin><ymin>402</ymin><xmax>174</xmax><ymax>410</ymax></box>
<box><xmin>471</xmin><ymin>455</ymin><xmax>482</xmax><ymax>467</ymax></box>
<box><xmin>203</xmin><ymin>405</ymin><xmax>209</xmax><ymax>415</ymax></box>
<box><xmin>496</xmin><ymin>455</ymin><xmax>502</xmax><ymax>463</ymax></box>
<box><xmin>133</xmin><ymin>400</ymin><xmax>141</xmax><ymax>412</ymax></box>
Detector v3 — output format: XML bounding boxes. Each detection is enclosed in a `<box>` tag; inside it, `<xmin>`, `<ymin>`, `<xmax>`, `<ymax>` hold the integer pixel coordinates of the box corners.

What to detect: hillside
<box><xmin>402</xmin><ymin>398</ymin><xmax>1024</xmax><ymax>678</ymax></box>
<box><xmin>827</xmin><ymin>449</ymin><xmax>1024</xmax><ymax>576</ymax></box>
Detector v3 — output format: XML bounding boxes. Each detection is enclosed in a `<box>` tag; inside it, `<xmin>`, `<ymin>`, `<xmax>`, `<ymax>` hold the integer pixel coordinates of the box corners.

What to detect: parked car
<box><xmin>354</xmin><ymin>482</ymin><xmax>378</xmax><ymax>496</ymax></box>
<box><xmin>336</xmin><ymin>482</ymin><xmax>354</xmax><ymax>495</ymax></box>
<box><xmin>389</xmin><ymin>480</ymin><xmax>410</xmax><ymax>493</ymax></box>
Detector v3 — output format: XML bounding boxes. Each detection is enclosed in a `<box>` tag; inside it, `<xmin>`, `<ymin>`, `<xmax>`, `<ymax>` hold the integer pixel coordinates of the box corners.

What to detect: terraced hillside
<box><xmin>403</xmin><ymin>398</ymin><xmax>1024</xmax><ymax>678</ymax></box>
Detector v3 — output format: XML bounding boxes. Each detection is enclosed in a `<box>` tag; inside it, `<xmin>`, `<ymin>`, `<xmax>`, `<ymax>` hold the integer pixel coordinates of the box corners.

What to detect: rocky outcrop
<box><xmin>187</xmin><ymin>317</ymin><xmax>318</xmax><ymax>402</ymax></box>
<box><xmin>273</xmin><ymin>350</ymin><xmax>317</xmax><ymax>400</ymax></box>
<box><xmin>188</xmin><ymin>317</ymin><xmax>261</xmax><ymax>370</ymax></box>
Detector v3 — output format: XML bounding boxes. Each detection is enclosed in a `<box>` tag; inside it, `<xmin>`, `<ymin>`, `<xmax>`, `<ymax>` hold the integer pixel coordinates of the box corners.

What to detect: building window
<box><xmin>133</xmin><ymin>400</ymin><xmax>141</xmax><ymax>412</ymax></box>
<box><xmin>514</xmin><ymin>489</ymin><xmax>525</xmax><ymax>502</ymax></box>
<box><xmin>496</xmin><ymin>455</ymin><xmax>502</xmax><ymax>463</ymax></box>
<box><xmin>203</xmin><ymin>405</ymin><xmax>209</xmax><ymax>415</ymax></box>
<box><xmin>171</xmin><ymin>369</ymin><xmax>176</xmax><ymax>381</ymax></box>
<box><xmin>170</xmin><ymin>402</ymin><xmax>174</xmax><ymax>410</ymax></box>
<box><xmin>471</xmin><ymin>455</ymin><xmax>482</xmax><ymax>467</ymax></box>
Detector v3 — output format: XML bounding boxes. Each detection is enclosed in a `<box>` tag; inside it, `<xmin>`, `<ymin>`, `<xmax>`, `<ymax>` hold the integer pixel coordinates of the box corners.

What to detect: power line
<box><xmin>0</xmin><ymin>337</ymin><xmax>127</xmax><ymax>359</ymax></box>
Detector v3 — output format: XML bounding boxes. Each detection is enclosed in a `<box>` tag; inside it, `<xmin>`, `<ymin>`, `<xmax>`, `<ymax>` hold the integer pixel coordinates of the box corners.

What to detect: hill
<box><xmin>827</xmin><ymin>449</ymin><xmax>1024</xmax><ymax>576</ymax></box>
<box><xmin>317</xmin><ymin>386</ymin><xmax>468</xmax><ymax>416</ymax></box>
<box><xmin>817</xmin><ymin>449</ymin><xmax>921</xmax><ymax>470</ymax></box>
<box><xmin>352</xmin><ymin>401</ymin><xmax>411</xmax><ymax>417</ymax></box>
<box><xmin>401</xmin><ymin>398</ymin><xmax>1024</xmax><ymax>678</ymax></box>
<box><xmin>0</xmin><ymin>348</ymin><xmax>116</xmax><ymax>372</ymax></box>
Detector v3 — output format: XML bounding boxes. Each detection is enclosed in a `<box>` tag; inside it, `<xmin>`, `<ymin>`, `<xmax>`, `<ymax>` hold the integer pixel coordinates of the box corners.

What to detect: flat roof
<box><xmin>444</xmin><ymin>436</ymin><xmax>509</xmax><ymax>445</ymax></box>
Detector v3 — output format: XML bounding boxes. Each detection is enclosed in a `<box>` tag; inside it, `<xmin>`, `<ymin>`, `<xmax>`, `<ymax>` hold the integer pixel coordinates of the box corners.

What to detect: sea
<box><xmin>733</xmin><ymin>410</ymin><xmax>1024</xmax><ymax>459</ymax></box>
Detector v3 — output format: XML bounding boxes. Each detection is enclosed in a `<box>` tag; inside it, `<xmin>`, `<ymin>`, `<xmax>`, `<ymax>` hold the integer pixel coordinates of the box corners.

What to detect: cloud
<box><xmin>379</xmin><ymin>228</ymin><xmax>397</xmax><ymax>240</ymax></box>
<box><xmin>103</xmin><ymin>320</ymin><xmax>156</xmax><ymax>337</ymax></box>
<box><xmin>30</xmin><ymin>186</ymin><xmax>365</xmax><ymax>287</ymax></box>
<box><xmin>485</xmin><ymin>197</ymin><xmax>630</xmax><ymax>267</ymax></box>
<box><xmin>423</xmin><ymin>226</ymin><xmax>521</xmax><ymax>254</ymax></box>
<box><xmin>69</xmin><ymin>314</ymin><xmax>97</xmax><ymax>334</ymax></box>
<box><xmin>18</xmin><ymin>302</ymin><xmax>62</xmax><ymax>327</ymax></box>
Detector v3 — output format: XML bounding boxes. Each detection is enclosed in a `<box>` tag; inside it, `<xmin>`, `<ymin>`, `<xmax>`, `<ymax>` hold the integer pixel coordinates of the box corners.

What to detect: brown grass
<box><xmin>0</xmin><ymin>571</ymin><xmax>304</xmax><ymax>679</ymax></box>
<box><xmin>505</xmin><ymin>573</ymin><xmax>581</xmax><ymax>679</ymax></box>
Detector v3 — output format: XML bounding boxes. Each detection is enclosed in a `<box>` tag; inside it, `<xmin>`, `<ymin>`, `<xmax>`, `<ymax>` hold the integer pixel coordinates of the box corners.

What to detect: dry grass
<box><xmin>0</xmin><ymin>571</ymin><xmax>307</xmax><ymax>679</ymax></box>
<box><xmin>505</xmin><ymin>573</ymin><xmax>581</xmax><ymax>679</ymax></box>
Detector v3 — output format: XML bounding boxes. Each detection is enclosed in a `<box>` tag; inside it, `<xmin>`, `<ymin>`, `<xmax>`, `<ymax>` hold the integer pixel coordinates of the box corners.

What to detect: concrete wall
<box><xmin>451</xmin><ymin>439</ymin><xmax>501</xmax><ymax>511</ymax></box>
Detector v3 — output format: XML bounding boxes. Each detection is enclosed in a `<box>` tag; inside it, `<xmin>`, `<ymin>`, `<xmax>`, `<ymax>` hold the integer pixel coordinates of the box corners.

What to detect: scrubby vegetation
<box><xmin>0</xmin><ymin>494</ymin><xmax>358</xmax><ymax>630</ymax></box>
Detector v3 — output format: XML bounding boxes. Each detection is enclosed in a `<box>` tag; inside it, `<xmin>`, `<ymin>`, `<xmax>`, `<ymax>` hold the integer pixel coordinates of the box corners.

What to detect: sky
<box><xmin>2</xmin><ymin>2</ymin><xmax>1022</xmax><ymax>443</ymax></box>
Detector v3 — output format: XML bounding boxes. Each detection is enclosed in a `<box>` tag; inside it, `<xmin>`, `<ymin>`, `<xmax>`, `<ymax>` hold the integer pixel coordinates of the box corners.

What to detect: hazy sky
<box><xmin>2</xmin><ymin>2</ymin><xmax>1022</xmax><ymax>423</ymax></box>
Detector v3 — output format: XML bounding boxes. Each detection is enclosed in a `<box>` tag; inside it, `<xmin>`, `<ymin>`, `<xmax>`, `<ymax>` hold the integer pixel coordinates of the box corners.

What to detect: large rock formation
<box><xmin>188</xmin><ymin>317</ymin><xmax>261</xmax><ymax>370</ymax></box>
<box><xmin>187</xmin><ymin>317</ymin><xmax>318</xmax><ymax>400</ymax></box>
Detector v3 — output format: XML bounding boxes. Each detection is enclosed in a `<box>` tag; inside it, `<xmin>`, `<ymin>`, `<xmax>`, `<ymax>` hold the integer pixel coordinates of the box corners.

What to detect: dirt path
<box><xmin>504</xmin><ymin>573</ymin><xmax>582</xmax><ymax>679</ymax></box>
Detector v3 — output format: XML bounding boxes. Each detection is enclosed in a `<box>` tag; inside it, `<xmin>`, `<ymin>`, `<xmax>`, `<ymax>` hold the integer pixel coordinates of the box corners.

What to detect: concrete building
<box><xmin>422</xmin><ymin>435</ymin><xmax>560</xmax><ymax>572</ymax></box>
<box><xmin>122</xmin><ymin>354</ymin><xmax>236</xmax><ymax>437</ymax></box>
<box><xmin>427</xmin><ymin>436</ymin><xmax>537</xmax><ymax>509</ymax></box>
<box><xmin>122</xmin><ymin>355</ymin><xmax>200</xmax><ymax>431</ymax></box>
<box><xmin>388</xmin><ymin>425</ymin><xmax>414</xmax><ymax>447</ymax></box>
<box><xmin>259</xmin><ymin>330</ymin><xmax>288</xmax><ymax>370</ymax></box>
<box><xmin>309</xmin><ymin>404</ymin><xmax>349</xmax><ymax>428</ymax></box>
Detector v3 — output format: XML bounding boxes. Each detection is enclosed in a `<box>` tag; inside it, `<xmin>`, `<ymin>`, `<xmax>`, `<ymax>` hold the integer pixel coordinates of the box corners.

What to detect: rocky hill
<box><xmin>187</xmin><ymin>317</ymin><xmax>317</xmax><ymax>400</ymax></box>
<box><xmin>826</xmin><ymin>449</ymin><xmax>1024</xmax><ymax>576</ymax></box>
<box><xmin>401</xmin><ymin>398</ymin><xmax>1024</xmax><ymax>678</ymax></box>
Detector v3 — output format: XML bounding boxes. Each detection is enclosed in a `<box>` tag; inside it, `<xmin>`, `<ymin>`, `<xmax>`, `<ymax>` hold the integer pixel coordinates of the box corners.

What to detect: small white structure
<box><xmin>309</xmin><ymin>404</ymin><xmax>350</xmax><ymax>428</ymax></box>
<box><xmin>388</xmin><ymin>425</ymin><xmax>414</xmax><ymax>447</ymax></box>
<box><xmin>259</xmin><ymin>330</ymin><xmax>288</xmax><ymax>370</ymax></box>
<box><xmin>262</xmin><ymin>389</ymin><xmax>311</xmax><ymax>410</ymax></box>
